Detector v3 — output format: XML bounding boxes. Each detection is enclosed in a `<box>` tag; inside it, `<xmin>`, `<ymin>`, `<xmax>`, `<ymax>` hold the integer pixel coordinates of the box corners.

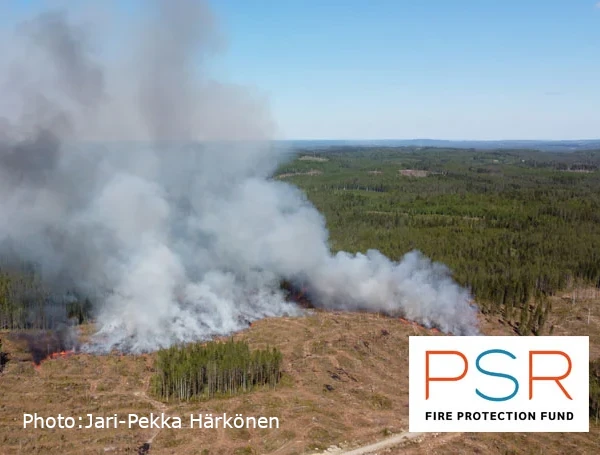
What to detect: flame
<box><xmin>49</xmin><ymin>350</ymin><xmax>75</xmax><ymax>359</ymax></box>
<box><xmin>32</xmin><ymin>349</ymin><xmax>75</xmax><ymax>369</ymax></box>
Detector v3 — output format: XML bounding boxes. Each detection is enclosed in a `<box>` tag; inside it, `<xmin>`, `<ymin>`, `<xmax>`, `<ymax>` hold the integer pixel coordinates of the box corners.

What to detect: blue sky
<box><xmin>3</xmin><ymin>0</ymin><xmax>600</xmax><ymax>140</ymax></box>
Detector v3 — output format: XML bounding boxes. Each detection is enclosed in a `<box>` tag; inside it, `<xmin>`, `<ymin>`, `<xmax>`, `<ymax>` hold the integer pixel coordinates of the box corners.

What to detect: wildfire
<box><xmin>32</xmin><ymin>349</ymin><xmax>75</xmax><ymax>370</ymax></box>
<box><xmin>281</xmin><ymin>281</ymin><xmax>314</xmax><ymax>309</ymax></box>
<box><xmin>281</xmin><ymin>280</ymin><xmax>445</xmax><ymax>334</ymax></box>
<box><xmin>49</xmin><ymin>349</ymin><xmax>75</xmax><ymax>360</ymax></box>
<box><xmin>398</xmin><ymin>317</ymin><xmax>442</xmax><ymax>334</ymax></box>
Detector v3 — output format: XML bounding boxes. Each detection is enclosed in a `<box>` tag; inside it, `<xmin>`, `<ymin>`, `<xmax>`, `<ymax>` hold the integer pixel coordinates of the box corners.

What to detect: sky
<box><xmin>2</xmin><ymin>0</ymin><xmax>600</xmax><ymax>140</ymax></box>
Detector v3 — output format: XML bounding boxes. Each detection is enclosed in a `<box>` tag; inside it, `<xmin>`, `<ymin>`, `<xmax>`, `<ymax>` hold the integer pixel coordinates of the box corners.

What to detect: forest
<box><xmin>0</xmin><ymin>269</ymin><xmax>92</xmax><ymax>330</ymax></box>
<box><xmin>150</xmin><ymin>339</ymin><xmax>283</xmax><ymax>401</ymax></box>
<box><xmin>277</xmin><ymin>147</ymin><xmax>600</xmax><ymax>335</ymax></box>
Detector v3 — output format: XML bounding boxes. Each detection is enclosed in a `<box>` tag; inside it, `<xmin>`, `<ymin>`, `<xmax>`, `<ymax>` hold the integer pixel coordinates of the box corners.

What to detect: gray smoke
<box><xmin>0</xmin><ymin>1</ymin><xmax>479</xmax><ymax>353</ymax></box>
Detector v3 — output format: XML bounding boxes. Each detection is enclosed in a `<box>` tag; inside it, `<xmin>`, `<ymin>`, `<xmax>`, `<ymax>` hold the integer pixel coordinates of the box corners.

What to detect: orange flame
<box><xmin>49</xmin><ymin>349</ymin><xmax>75</xmax><ymax>359</ymax></box>
<box><xmin>33</xmin><ymin>349</ymin><xmax>76</xmax><ymax>369</ymax></box>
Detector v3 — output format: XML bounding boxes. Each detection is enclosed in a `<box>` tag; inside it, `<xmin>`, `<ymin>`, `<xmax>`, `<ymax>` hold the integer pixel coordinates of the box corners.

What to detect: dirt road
<box><xmin>310</xmin><ymin>431</ymin><xmax>424</xmax><ymax>455</ymax></box>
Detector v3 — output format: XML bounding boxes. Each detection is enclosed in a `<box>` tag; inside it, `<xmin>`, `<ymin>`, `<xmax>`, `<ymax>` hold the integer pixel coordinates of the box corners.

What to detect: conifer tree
<box><xmin>151</xmin><ymin>339</ymin><xmax>283</xmax><ymax>402</ymax></box>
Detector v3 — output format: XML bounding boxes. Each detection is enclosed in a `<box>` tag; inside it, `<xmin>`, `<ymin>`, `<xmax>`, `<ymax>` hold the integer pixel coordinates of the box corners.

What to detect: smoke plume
<box><xmin>0</xmin><ymin>1</ymin><xmax>479</xmax><ymax>352</ymax></box>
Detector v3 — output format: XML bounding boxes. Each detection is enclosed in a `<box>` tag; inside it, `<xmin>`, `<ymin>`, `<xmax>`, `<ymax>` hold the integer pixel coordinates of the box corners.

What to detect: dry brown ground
<box><xmin>386</xmin><ymin>428</ymin><xmax>600</xmax><ymax>455</ymax></box>
<box><xmin>547</xmin><ymin>287</ymin><xmax>600</xmax><ymax>359</ymax></box>
<box><xmin>0</xmin><ymin>311</ymin><xmax>430</xmax><ymax>455</ymax></box>
<box><xmin>384</xmin><ymin>288</ymin><xmax>600</xmax><ymax>455</ymax></box>
<box><xmin>0</xmin><ymin>289</ymin><xmax>598</xmax><ymax>455</ymax></box>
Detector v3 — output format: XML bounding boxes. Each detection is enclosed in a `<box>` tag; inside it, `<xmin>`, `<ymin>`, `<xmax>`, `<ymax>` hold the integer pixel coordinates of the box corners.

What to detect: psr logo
<box><xmin>409</xmin><ymin>336</ymin><xmax>589</xmax><ymax>432</ymax></box>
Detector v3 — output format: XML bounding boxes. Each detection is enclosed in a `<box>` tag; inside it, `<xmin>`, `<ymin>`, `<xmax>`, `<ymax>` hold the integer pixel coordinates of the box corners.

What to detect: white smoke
<box><xmin>0</xmin><ymin>1</ymin><xmax>479</xmax><ymax>352</ymax></box>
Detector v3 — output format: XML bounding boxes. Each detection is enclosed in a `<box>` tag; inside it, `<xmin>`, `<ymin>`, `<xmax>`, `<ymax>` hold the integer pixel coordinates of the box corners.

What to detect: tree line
<box><xmin>151</xmin><ymin>339</ymin><xmax>283</xmax><ymax>401</ymax></box>
<box><xmin>0</xmin><ymin>268</ymin><xmax>92</xmax><ymax>330</ymax></box>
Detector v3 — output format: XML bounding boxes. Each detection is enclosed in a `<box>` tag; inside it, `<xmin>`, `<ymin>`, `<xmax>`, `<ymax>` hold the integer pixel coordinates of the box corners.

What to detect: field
<box><xmin>1</xmin><ymin>146</ymin><xmax>600</xmax><ymax>454</ymax></box>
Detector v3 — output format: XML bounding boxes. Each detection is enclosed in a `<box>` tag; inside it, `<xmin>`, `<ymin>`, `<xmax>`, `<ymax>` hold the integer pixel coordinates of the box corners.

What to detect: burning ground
<box><xmin>10</xmin><ymin>326</ymin><xmax>78</xmax><ymax>366</ymax></box>
<box><xmin>6</xmin><ymin>283</ymin><xmax>442</xmax><ymax>367</ymax></box>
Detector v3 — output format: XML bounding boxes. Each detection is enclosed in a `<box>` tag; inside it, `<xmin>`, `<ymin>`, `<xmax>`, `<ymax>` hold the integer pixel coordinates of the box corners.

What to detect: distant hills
<box><xmin>25</xmin><ymin>139</ymin><xmax>600</xmax><ymax>153</ymax></box>
<box><xmin>283</xmin><ymin>139</ymin><xmax>600</xmax><ymax>152</ymax></box>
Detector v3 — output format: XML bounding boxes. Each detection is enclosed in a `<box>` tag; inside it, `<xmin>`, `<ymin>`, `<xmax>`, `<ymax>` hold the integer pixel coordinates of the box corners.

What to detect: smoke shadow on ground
<box><xmin>11</xmin><ymin>325</ymin><xmax>79</xmax><ymax>364</ymax></box>
<box><xmin>0</xmin><ymin>340</ymin><xmax>8</xmax><ymax>372</ymax></box>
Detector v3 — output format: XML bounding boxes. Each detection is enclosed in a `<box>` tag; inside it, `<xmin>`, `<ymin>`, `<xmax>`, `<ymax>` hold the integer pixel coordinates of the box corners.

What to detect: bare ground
<box><xmin>0</xmin><ymin>311</ymin><xmax>431</xmax><ymax>454</ymax></box>
<box><xmin>0</xmin><ymin>289</ymin><xmax>598</xmax><ymax>455</ymax></box>
<box><xmin>398</xmin><ymin>170</ymin><xmax>429</xmax><ymax>178</ymax></box>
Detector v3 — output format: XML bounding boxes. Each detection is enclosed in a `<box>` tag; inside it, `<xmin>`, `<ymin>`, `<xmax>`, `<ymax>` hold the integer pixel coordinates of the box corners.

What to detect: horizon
<box><xmin>56</xmin><ymin>137</ymin><xmax>600</xmax><ymax>143</ymax></box>
<box><xmin>282</xmin><ymin>138</ymin><xmax>600</xmax><ymax>142</ymax></box>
